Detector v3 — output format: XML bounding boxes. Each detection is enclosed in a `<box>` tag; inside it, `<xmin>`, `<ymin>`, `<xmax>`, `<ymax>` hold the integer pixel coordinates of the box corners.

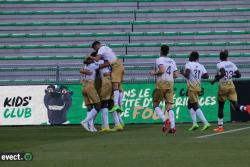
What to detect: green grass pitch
<box><xmin>0</xmin><ymin>123</ymin><xmax>249</xmax><ymax>167</ymax></box>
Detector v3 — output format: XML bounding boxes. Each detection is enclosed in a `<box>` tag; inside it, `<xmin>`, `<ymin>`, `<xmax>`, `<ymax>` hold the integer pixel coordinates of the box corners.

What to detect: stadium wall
<box><xmin>0</xmin><ymin>82</ymin><xmax>231</xmax><ymax>125</ymax></box>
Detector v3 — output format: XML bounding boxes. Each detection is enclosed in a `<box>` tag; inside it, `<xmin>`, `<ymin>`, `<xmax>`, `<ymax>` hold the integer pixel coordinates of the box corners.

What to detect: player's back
<box><xmin>185</xmin><ymin>61</ymin><xmax>207</xmax><ymax>91</ymax></box>
<box><xmin>217</xmin><ymin>61</ymin><xmax>238</xmax><ymax>89</ymax></box>
<box><xmin>155</xmin><ymin>57</ymin><xmax>177</xmax><ymax>89</ymax></box>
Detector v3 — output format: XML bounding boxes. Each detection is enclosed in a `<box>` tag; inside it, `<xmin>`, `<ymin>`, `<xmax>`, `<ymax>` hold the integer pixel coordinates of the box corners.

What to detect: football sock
<box><xmin>155</xmin><ymin>107</ymin><xmax>166</xmax><ymax>122</ymax></box>
<box><xmin>189</xmin><ymin>108</ymin><xmax>197</xmax><ymax>125</ymax></box>
<box><xmin>114</xmin><ymin>90</ymin><xmax>120</xmax><ymax>105</ymax></box>
<box><xmin>168</xmin><ymin>110</ymin><xmax>175</xmax><ymax>129</ymax></box>
<box><xmin>112</xmin><ymin>111</ymin><xmax>120</xmax><ymax>125</ymax></box>
<box><xmin>196</xmin><ymin>108</ymin><xmax>208</xmax><ymax>125</ymax></box>
<box><xmin>117</xmin><ymin>112</ymin><xmax>124</xmax><ymax>124</ymax></box>
<box><xmin>119</xmin><ymin>92</ymin><xmax>123</xmax><ymax>106</ymax></box>
<box><xmin>84</xmin><ymin>108</ymin><xmax>98</xmax><ymax>123</ymax></box>
<box><xmin>218</xmin><ymin>118</ymin><xmax>223</xmax><ymax>127</ymax></box>
<box><xmin>101</xmin><ymin>108</ymin><xmax>109</xmax><ymax>128</ymax></box>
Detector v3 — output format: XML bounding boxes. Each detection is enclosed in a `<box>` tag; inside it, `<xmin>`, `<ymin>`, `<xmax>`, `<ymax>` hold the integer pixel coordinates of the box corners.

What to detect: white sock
<box><xmin>112</xmin><ymin>111</ymin><xmax>120</xmax><ymax>125</ymax></box>
<box><xmin>168</xmin><ymin>110</ymin><xmax>175</xmax><ymax>129</ymax></box>
<box><xmin>114</xmin><ymin>90</ymin><xmax>120</xmax><ymax>105</ymax></box>
<box><xmin>84</xmin><ymin>108</ymin><xmax>98</xmax><ymax>123</ymax></box>
<box><xmin>87</xmin><ymin>111</ymin><xmax>91</xmax><ymax>126</ymax></box>
<box><xmin>218</xmin><ymin>118</ymin><xmax>223</xmax><ymax>127</ymax></box>
<box><xmin>117</xmin><ymin>112</ymin><xmax>124</xmax><ymax>124</ymax></box>
<box><xmin>119</xmin><ymin>92</ymin><xmax>123</xmax><ymax>106</ymax></box>
<box><xmin>101</xmin><ymin>108</ymin><xmax>109</xmax><ymax>128</ymax></box>
<box><xmin>240</xmin><ymin>105</ymin><xmax>246</xmax><ymax>112</ymax></box>
<box><xmin>189</xmin><ymin>108</ymin><xmax>197</xmax><ymax>125</ymax></box>
<box><xmin>196</xmin><ymin>108</ymin><xmax>208</xmax><ymax>125</ymax></box>
<box><xmin>155</xmin><ymin>107</ymin><xmax>166</xmax><ymax>122</ymax></box>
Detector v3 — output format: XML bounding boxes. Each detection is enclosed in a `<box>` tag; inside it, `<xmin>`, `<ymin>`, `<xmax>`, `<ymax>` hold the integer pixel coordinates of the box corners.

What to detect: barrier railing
<box><xmin>1</xmin><ymin>53</ymin><xmax>250</xmax><ymax>61</ymax></box>
<box><xmin>1</xmin><ymin>19</ymin><xmax>249</xmax><ymax>27</ymax></box>
<box><xmin>0</xmin><ymin>63</ymin><xmax>250</xmax><ymax>85</ymax></box>
<box><xmin>0</xmin><ymin>41</ymin><xmax>250</xmax><ymax>49</ymax></box>
<box><xmin>1</xmin><ymin>8</ymin><xmax>250</xmax><ymax>15</ymax></box>
<box><xmin>1</xmin><ymin>30</ymin><xmax>249</xmax><ymax>38</ymax></box>
<box><xmin>0</xmin><ymin>0</ymin><xmax>234</xmax><ymax>4</ymax></box>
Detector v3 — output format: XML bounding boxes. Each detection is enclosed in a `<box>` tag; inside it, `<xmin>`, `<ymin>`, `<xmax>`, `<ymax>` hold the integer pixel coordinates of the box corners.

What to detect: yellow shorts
<box><xmin>218</xmin><ymin>88</ymin><xmax>237</xmax><ymax>102</ymax></box>
<box><xmin>82</xmin><ymin>81</ymin><xmax>100</xmax><ymax>106</ymax></box>
<box><xmin>188</xmin><ymin>90</ymin><xmax>201</xmax><ymax>103</ymax></box>
<box><xmin>100</xmin><ymin>76</ymin><xmax>113</xmax><ymax>101</ymax></box>
<box><xmin>153</xmin><ymin>88</ymin><xmax>174</xmax><ymax>104</ymax></box>
<box><xmin>111</xmin><ymin>59</ymin><xmax>124</xmax><ymax>83</ymax></box>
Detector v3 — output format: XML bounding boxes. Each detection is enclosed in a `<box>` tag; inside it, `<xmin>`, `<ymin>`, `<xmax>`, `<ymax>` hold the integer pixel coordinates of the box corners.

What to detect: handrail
<box><xmin>0</xmin><ymin>0</ymin><xmax>233</xmax><ymax>4</ymax></box>
<box><xmin>1</xmin><ymin>30</ymin><xmax>249</xmax><ymax>38</ymax></box>
<box><xmin>1</xmin><ymin>8</ymin><xmax>250</xmax><ymax>15</ymax></box>
<box><xmin>0</xmin><ymin>19</ymin><xmax>249</xmax><ymax>26</ymax></box>
<box><xmin>0</xmin><ymin>42</ymin><xmax>250</xmax><ymax>49</ymax></box>
<box><xmin>1</xmin><ymin>53</ymin><xmax>250</xmax><ymax>60</ymax></box>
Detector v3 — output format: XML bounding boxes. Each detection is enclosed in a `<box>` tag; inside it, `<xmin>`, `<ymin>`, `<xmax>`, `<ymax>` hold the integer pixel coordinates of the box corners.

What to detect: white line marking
<box><xmin>195</xmin><ymin>126</ymin><xmax>250</xmax><ymax>139</ymax></box>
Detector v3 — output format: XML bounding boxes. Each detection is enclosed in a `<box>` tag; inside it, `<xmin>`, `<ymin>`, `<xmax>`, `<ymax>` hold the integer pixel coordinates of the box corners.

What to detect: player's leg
<box><xmin>117</xmin><ymin>89</ymin><xmax>125</xmax><ymax>127</ymax></box>
<box><xmin>81</xmin><ymin>86</ymin><xmax>101</xmax><ymax>132</ymax></box>
<box><xmin>214</xmin><ymin>89</ymin><xmax>227</xmax><ymax>132</ymax></box>
<box><xmin>110</xmin><ymin>60</ymin><xmax>124</xmax><ymax>112</ymax></box>
<box><xmin>188</xmin><ymin>101</ymin><xmax>199</xmax><ymax>131</ymax></box>
<box><xmin>187</xmin><ymin>90</ymin><xmax>198</xmax><ymax>131</ymax></box>
<box><xmin>165</xmin><ymin>89</ymin><xmax>176</xmax><ymax>135</ymax></box>
<box><xmin>100</xmin><ymin>100</ymin><xmax>111</xmax><ymax>132</ymax></box>
<box><xmin>192</xmin><ymin>103</ymin><xmax>210</xmax><ymax>131</ymax></box>
<box><xmin>153</xmin><ymin>89</ymin><xmax>166</xmax><ymax>122</ymax></box>
<box><xmin>108</xmin><ymin>100</ymin><xmax>123</xmax><ymax>131</ymax></box>
<box><xmin>228</xmin><ymin>88</ymin><xmax>250</xmax><ymax>113</ymax></box>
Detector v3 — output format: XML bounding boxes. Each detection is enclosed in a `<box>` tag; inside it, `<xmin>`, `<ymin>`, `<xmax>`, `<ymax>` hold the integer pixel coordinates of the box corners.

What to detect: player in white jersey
<box><xmin>80</xmin><ymin>56</ymin><xmax>101</xmax><ymax>132</ymax></box>
<box><xmin>180</xmin><ymin>51</ymin><xmax>211</xmax><ymax>131</ymax></box>
<box><xmin>211</xmin><ymin>50</ymin><xmax>250</xmax><ymax>133</ymax></box>
<box><xmin>90</xmin><ymin>41</ymin><xmax>124</xmax><ymax>113</ymax></box>
<box><xmin>150</xmin><ymin>45</ymin><xmax>178</xmax><ymax>135</ymax></box>
<box><xmin>91</xmin><ymin>52</ymin><xmax>124</xmax><ymax>132</ymax></box>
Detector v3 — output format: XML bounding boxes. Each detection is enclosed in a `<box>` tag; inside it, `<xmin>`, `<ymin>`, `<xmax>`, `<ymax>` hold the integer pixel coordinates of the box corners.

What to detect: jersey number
<box><xmin>194</xmin><ymin>69</ymin><xmax>201</xmax><ymax>79</ymax></box>
<box><xmin>225</xmin><ymin>70</ymin><xmax>233</xmax><ymax>79</ymax></box>
<box><xmin>166</xmin><ymin>66</ymin><xmax>171</xmax><ymax>75</ymax></box>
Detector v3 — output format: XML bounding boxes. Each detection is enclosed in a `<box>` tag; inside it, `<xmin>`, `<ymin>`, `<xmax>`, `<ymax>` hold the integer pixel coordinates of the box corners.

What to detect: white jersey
<box><xmin>81</xmin><ymin>62</ymin><xmax>99</xmax><ymax>81</ymax></box>
<box><xmin>155</xmin><ymin>57</ymin><xmax>177</xmax><ymax>82</ymax></box>
<box><xmin>185</xmin><ymin>61</ymin><xmax>207</xmax><ymax>91</ymax></box>
<box><xmin>217</xmin><ymin>61</ymin><xmax>238</xmax><ymax>89</ymax></box>
<box><xmin>96</xmin><ymin>60</ymin><xmax>111</xmax><ymax>78</ymax></box>
<box><xmin>97</xmin><ymin>46</ymin><xmax>117</xmax><ymax>62</ymax></box>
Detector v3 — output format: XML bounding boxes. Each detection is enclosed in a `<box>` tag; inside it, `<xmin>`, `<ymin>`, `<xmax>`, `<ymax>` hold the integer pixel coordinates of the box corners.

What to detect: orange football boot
<box><xmin>214</xmin><ymin>127</ymin><xmax>224</xmax><ymax>133</ymax></box>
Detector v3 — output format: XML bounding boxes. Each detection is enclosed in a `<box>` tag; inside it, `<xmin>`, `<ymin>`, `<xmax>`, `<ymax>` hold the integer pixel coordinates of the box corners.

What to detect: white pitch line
<box><xmin>195</xmin><ymin>126</ymin><xmax>250</xmax><ymax>139</ymax></box>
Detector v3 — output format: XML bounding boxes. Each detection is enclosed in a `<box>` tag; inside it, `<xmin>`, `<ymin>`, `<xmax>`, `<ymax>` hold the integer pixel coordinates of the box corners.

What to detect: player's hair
<box><xmin>91</xmin><ymin>41</ymin><xmax>101</xmax><ymax>48</ymax></box>
<box><xmin>220</xmin><ymin>50</ymin><xmax>229</xmax><ymax>61</ymax></box>
<box><xmin>160</xmin><ymin>45</ymin><xmax>169</xmax><ymax>56</ymax></box>
<box><xmin>90</xmin><ymin>52</ymin><xmax>97</xmax><ymax>57</ymax></box>
<box><xmin>190</xmin><ymin>51</ymin><xmax>199</xmax><ymax>61</ymax></box>
<box><xmin>83</xmin><ymin>57</ymin><xmax>93</xmax><ymax>65</ymax></box>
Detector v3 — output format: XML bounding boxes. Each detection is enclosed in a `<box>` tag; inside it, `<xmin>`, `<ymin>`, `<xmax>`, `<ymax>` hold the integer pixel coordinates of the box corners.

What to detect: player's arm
<box><xmin>201</xmin><ymin>73</ymin><xmax>209</xmax><ymax>79</ymax></box>
<box><xmin>150</xmin><ymin>64</ymin><xmax>165</xmax><ymax>76</ymax></box>
<box><xmin>180</xmin><ymin>68</ymin><xmax>190</xmax><ymax>79</ymax></box>
<box><xmin>211</xmin><ymin>68</ymin><xmax>226</xmax><ymax>85</ymax></box>
<box><xmin>99</xmin><ymin>60</ymin><xmax>110</xmax><ymax>69</ymax></box>
<box><xmin>233</xmin><ymin>70</ymin><xmax>241</xmax><ymax>78</ymax></box>
<box><xmin>80</xmin><ymin>69</ymin><xmax>92</xmax><ymax>75</ymax></box>
<box><xmin>173</xmin><ymin>70</ymin><xmax>179</xmax><ymax>79</ymax></box>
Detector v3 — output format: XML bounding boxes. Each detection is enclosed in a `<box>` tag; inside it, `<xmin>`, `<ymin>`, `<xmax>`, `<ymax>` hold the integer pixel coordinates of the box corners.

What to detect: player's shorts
<box><xmin>110</xmin><ymin>59</ymin><xmax>124</xmax><ymax>83</ymax></box>
<box><xmin>153</xmin><ymin>88</ymin><xmax>174</xmax><ymax>104</ymax></box>
<box><xmin>188</xmin><ymin>89</ymin><xmax>201</xmax><ymax>103</ymax></box>
<box><xmin>100</xmin><ymin>76</ymin><xmax>113</xmax><ymax>101</ymax></box>
<box><xmin>218</xmin><ymin>88</ymin><xmax>237</xmax><ymax>102</ymax></box>
<box><xmin>82</xmin><ymin>80</ymin><xmax>100</xmax><ymax>106</ymax></box>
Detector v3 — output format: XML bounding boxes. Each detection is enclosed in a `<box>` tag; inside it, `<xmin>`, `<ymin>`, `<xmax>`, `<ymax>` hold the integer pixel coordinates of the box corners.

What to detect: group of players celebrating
<box><xmin>80</xmin><ymin>41</ymin><xmax>250</xmax><ymax>135</ymax></box>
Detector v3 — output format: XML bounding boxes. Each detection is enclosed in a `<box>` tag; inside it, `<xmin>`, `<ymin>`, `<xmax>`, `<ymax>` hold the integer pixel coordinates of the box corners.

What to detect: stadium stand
<box><xmin>0</xmin><ymin>0</ymin><xmax>250</xmax><ymax>84</ymax></box>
